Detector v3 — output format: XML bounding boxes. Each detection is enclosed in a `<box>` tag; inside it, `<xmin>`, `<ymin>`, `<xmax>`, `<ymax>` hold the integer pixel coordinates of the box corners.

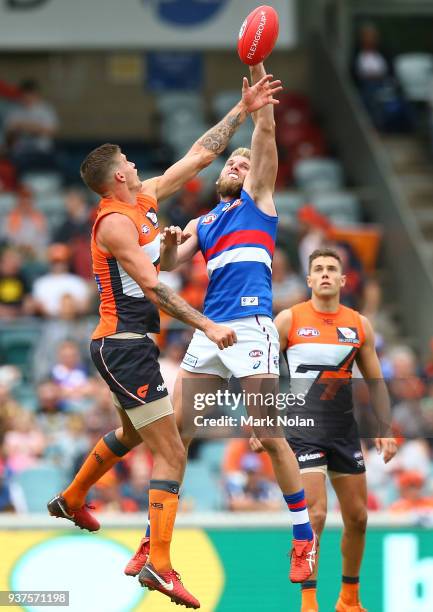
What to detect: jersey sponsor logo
<box><xmin>337</xmin><ymin>327</ymin><xmax>359</xmax><ymax>343</ymax></box>
<box><xmin>146</xmin><ymin>209</ymin><xmax>158</xmax><ymax>228</ymax></box>
<box><xmin>182</xmin><ymin>352</ymin><xmax>198</xmax><ymax>367</ymax></box>
<box><xmin>137</xmin><ymin>384</ymin><xmax>149</xmax><ymax>398</ymax></box>
<box><xmin>141</xmin><ymin>223</ymin><xmax>150</xmax><ymax>234</ymax></box>
<box><xmin>241</xmin><ymin>296</ymin><xmax>259</xmax><ymax>306</ymax></box>
<box><xmin>298</xmin><ymin>451</ymin><xmax>325</xmax><ymax>463</ymax></box>
<box><xmin>249</xmin><ymin>349</ymin><xmax>263</xmax><ymax>358</ymax></box>
<box><xmin>222</xmin><ymin>199</ymin><xmax>242</xmax><ymax>212</ymax></box>
<box><xmin>297</xmin><ymin>327</ymin><xmax>320</xmax><ymax>337</ymax></box>
<box><xmin>202</xmin><ymin>213</ymin><xmax>217</xmax><ymax>225</ymax></box>
<box><xmin>253</xmin><ymin>361</ymin><xmax>261</xmax><ymax>369</ymax></box>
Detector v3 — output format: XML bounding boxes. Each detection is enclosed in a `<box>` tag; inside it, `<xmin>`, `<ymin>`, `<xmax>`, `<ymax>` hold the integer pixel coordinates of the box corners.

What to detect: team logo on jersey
<box><xmin>337</xmin><ymin>327</ymin><xmax>359</xmax><ymax>343</ymax></box>
<box><xmin>297</xmin><ymin>327</ymin><xmax>320</xmax><ymax>337</ymax></box>
<box><xmin>249</xmin><ymin>349</ymin><xmax>263</xmax><ymax>358</ymax></box>
<box><xmin>141</xmin><ymin>224</ymin><xmax>150</xmax><ymax>235</ymax></box>
<box><xmin>222</xmin><ymin>199</ymin><xmax>242</xmax><ymax>213</ymax></box>
<box><xmin>146</xmin><ymin>209</ymin><xmax>158</xmax><ymax>228</ymax></box>
<box><xmin>202</xmin><ymin>214</ymin><xmax>217</xmax><ymax>225</ymax></box>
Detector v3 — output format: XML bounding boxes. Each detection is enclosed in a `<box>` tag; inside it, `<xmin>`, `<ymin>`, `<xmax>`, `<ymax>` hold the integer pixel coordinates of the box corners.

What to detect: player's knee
<box><xmin>345</xmin><ymin>508</ymin><xmax>368</xmax><ymax>534</ymax></box>
<box><xmin>115</xmin><ymin>426</ymin><xmax>141</xmax><ymax>449</ymax></box>
<box><xmin>308</xmin><ymin>505</ymin><xmax>327</xmax><ymax>534</ymax></box>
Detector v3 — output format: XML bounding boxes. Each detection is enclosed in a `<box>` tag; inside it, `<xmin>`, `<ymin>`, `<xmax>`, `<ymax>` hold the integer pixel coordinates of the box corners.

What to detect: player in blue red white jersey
<box><xmin>143</xmin><ymin>62</ymin><xmax>318</xmax><ymax>583</ymax></box>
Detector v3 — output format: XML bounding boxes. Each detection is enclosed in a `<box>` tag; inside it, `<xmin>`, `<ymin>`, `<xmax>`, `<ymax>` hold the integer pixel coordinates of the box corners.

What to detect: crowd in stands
<box><xmin>0</xmin><ymin>70</ymin><xmax>433</xmax><ymax>517</ymax></box>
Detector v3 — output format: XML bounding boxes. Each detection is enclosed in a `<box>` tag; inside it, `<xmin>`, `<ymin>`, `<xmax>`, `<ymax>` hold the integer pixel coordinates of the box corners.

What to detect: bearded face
<box><xmin>216</xmin><ymin>155</ymin><xmax>250</xmax><ymax>199</ymax></box>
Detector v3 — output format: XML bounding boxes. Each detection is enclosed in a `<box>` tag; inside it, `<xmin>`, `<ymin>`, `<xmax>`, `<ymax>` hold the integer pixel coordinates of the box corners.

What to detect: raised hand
<box><xmin>160</xmin><ymin>225</ymin><xmax>191</xmax><ymax>249</ymax></box>
<box><xmin>241</xmin><ymin>73</ymin><xmax>282</xmax><ymax>114</ymax></box>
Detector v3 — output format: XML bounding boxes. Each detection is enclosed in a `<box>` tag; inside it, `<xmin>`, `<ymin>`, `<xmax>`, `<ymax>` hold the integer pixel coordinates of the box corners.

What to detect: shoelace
<box><xmin>290</xmin><ymin>544</ymin><xmax>308</xmax><ymax>566</ymax></box>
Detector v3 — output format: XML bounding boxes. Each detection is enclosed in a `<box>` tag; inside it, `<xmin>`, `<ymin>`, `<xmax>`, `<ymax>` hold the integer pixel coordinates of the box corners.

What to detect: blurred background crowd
<box><xmin>1</xmin><ymin>15</ymin><xmax>433</xmax><ymax>519</ymax></box>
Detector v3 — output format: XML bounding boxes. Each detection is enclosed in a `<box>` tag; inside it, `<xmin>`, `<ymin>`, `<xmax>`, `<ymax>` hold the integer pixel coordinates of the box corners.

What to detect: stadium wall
<box><xmin>0</xmin><ymin>513</ymin><xmax>432</xmax><ymax>612</ymax></box>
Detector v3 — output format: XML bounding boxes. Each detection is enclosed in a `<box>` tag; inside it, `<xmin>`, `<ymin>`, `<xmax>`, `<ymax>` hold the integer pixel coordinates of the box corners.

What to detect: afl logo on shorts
<box><xmin>202</xmin><ymin>214</ymin><xmax>217</xmax><ymax>225</ymax></box>
<box><xmin>249</xmin><ymin>349</ymin><xmax>263</xmax><ymax>358</ymax></box>
<box><xmin>297</xmin><ymin>327</ymin><xmax>320</xmax><ymax>337</ymax></box>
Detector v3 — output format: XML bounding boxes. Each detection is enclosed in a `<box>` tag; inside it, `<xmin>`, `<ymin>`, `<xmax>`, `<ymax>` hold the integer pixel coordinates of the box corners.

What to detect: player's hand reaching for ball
<box><xmin>374</xmin><ymin>437</ymin><xmax>398</xmax><ymax>463</ymax></box>
<box><xmin>203</xmin><ymin>321</ymin><xmax>237</xmax><ymax>350</ymax></box>
<box><xmin>161</xmin><ymin>225</ymin><xmax>191</xmax><ymax>248</ymax></box>
<box><xmin>241</xmin><ymin>71</ymin><xmax>282</xmax><ymax>114</ymax></box>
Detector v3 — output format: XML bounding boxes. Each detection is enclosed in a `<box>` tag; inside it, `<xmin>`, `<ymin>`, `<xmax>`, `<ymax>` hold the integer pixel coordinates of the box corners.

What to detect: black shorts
<box><xmin>90</xmin><ymin>336</ymin><xmax>168</xmax><ymax>409</ymax></box>
<box><xmin>289</xmin><ymin>420</ymin><xmax>366</xmax><ymax>475</ymax></box>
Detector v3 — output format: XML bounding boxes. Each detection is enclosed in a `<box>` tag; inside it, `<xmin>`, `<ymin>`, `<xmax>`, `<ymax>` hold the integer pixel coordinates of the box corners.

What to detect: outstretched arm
<box><xmin>142</xmin><ymin>74</ymin><xmax>281</xmax><ymax>202</ymax></box>
<box><xmin>243</xmin><ymin>62</ymin><xmax>279</xmax><ymax>216</ymax></box>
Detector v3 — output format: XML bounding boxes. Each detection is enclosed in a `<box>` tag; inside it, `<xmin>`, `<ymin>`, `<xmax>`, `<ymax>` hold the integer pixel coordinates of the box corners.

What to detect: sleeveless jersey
<box><xmin>91</xmin><ymin>194</ymin><xmax>160</xmax><ymax>339</ymax></box>
<box><xmin>197</xmin><ymin>189</ymin><xmax>277</xmax><ymax>322</ymax></box>
<box><xmin>286</xmin><ymin>300</ymin><xmax>365</xmax><ymax>410</ymax></box>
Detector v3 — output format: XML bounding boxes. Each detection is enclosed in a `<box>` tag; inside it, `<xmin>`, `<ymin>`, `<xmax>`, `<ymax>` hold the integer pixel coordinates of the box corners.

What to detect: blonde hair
<box><xmin>230</xmin><ymin>147</ymin><xmax>251</xmax><ymax>159</ymax></box>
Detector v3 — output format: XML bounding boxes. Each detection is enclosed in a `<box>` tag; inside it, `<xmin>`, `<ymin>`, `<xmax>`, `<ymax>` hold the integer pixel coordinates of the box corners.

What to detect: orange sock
<box><xmin>301</xmin><ymin>587</ymin><xmax>318</xmax><ymax>611</ymax></box>
<box><xmin>340</xmin><ymin>580</ymin><xmax>359</xmax><ymax>605</ymax></box>
<box><xmin>148</xmin><ymin>480</ymin><xmax>180</xmax><ymax>573</ymax></box>
<box><xmin>63</xmin><ymin>432</ymin><xmax>128</xmax><ymax>509</ymax></box>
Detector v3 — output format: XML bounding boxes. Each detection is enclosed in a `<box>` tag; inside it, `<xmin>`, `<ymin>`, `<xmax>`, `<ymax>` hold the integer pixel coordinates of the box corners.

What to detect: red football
<box><xmin>237</xmin><ymin>5</ymin><xmax>279</xmax><ymax>66</ymax></box>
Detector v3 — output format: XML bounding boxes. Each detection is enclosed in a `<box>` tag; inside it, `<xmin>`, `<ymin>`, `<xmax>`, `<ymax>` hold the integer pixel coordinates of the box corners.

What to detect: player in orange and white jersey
<box><xmin>261</xmin><ymin>248</ymin><xmax>397</xmax><ymax>612</ymax></box>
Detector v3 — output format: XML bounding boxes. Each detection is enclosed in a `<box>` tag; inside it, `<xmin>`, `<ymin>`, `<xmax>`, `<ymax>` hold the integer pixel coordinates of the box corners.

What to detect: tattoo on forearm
<box><xmin>153</xmin><ymin>282</ymin><xmax>207</xmax><ymax>328</ymax></box>
<box><xmin>198</xmin><ymin>111</ymin><xmax>244</xmax><ymax>154</ymax></box>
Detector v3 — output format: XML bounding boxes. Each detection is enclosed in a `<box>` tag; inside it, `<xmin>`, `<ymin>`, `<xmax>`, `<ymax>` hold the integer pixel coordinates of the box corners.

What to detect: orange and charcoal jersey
<box><xmin>91</xmin><ymin>193</ymin><xmax>160</xmax><ymax>340</ymax></box>
<box><xmin>285</xmin><ymin>300</ymin><xmax>366</xmax><ymax>411</ymax></box>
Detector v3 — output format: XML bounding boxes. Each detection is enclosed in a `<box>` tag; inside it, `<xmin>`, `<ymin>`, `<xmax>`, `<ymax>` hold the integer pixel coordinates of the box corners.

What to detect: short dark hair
<box><xmin>80</xmin><ymin>143</ymin><xmax>120</xmax><ymax>195</ymax></box>
<box><xmin>308</xmin><ymin>248</ymin><xmax>343</xmax><ymax>272</ymax></box>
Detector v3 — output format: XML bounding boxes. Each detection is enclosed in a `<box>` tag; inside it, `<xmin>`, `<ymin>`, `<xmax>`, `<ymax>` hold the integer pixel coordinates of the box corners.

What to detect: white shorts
<box><xmin>181</xmin><ymin>315</ymin><xmax>280</xmax><ymax>379</ymax></box>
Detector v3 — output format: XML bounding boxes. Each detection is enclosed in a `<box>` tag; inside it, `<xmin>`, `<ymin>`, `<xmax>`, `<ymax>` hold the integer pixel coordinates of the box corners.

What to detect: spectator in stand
<box><xmin>361</xmin><ymin>276</ymin><xmax>396</xmax><ymax>340</ymax></box>
<box><xmin>0</xmin><ymin>247</ymin><xmax>34</xmax><ymax>318</ymax></box>
<box><xmin>35</xmin><ymin>380</ymin><xmax>66</xmax><ymax>434</ymax></box>
<box><xmin>4</xmin><ymin>79</ymin><xmax>59</xmax><ymax>177</ymax></box>
<box><xmin>2</xmin><ymin>186</ymin><xmax>48</xmax><ymax>257</ymax></box>
<box><xmin>0</xmin><ymin>459</ymin><xmax>14</xmax><ymax>512</ymax></box>
<box><xmin>272</xmin><ymin>247</ymin><xmax>306</xmax><ymax>314</ymax></box>
<box><xmin>165</xmin><ymin>177</ymin><xmax>204</xmax><ymax>229</ymax></box>
<box><xmin>159</xmin><ymin>334</ymin><xmax>190</xmax><ymax>397</ymax></box>
<box><xmin>333</xmin><ymin>241</ymin><xmax>365</xmax><ymax>310</ymax></box>
<box><xmin>54</xmin><ymin>188</ymin><xmax>93</xmax><ymax>279</ymax></box>
<box><xmin>389</xmin><ymin>470</ymin><xmax>433</xmax><ymax>513</ymax></box>
<box><xmin>32</xmin><ymin>243</ymin><xmax>91</xmax><ymax>318</ymax></box>
<box><xmin>0</xmin><ymin>145</ymin><xmax>18</xmax><ymax>193</ymax></box>
<box><xmin>3</xmin><ymin>410</ymin><xmax>45</xmax><ymax>473</ymax></box>
<box><xmin>351</xmin><ymin>23</ymin><xmax>412</xmax><ymax>132</ymax></box>
<box><xmin>225</xmin><ymin>452</ymin><xmax>282</xmax><ymax>512</ymax></box>
<box><xmin>50</xmin><ymin>340</ymin><xmax>97</xmax><ymax>411</ymax></box>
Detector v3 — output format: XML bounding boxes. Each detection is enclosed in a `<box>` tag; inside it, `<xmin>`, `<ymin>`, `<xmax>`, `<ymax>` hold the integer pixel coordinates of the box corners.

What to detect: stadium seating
<box><xmin>182</xmin><ymin>460</ymin><xmax>223</xmax><ymax>511</ymax></box>
<box><xmin>212</xmin><ymin>90</ymin><xmax>240</xmax><ymax>118</ymax></box>
<box><xmin>293</xmin><ymin>157</ymin><xmax>344</xmax><ymax>194</ymax></box>
<box><xmin>312</xmin><ymin>191</ymin><xmax>361</xmax><ymax>224</ymax></box>
<box><xmin>394</xmin><ymin>53</ymin><xmax>433</xmax><ymax>102</ymax></box>
<box><xmin>0</xmin><ymin>325</ymin><xmax>42</xmax><ymax>381</ymax></box>
<box><xmin>21</xmin><ymin>172</ymin><xmax>62</xmax><ymax>196</ymax></box>
<box><xmin>10</xmin><ymin>465</ymin><xmax>67</xmax><ymax>512</ymax></box>
<box><xmin>198</xmin><ymin>440</ymin><xmax>228</xmax><ymax>474</ymax></box>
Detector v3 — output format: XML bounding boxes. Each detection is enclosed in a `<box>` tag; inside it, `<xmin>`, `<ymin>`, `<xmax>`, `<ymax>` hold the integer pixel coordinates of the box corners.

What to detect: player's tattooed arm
<box><xmin>197</xmin><ymin>109</ymin><xmax>245</xmax><ymax>155</ymax></box>
<box><xmin>151</xmin><ymin>282</ymin><xmax>237</xmax><ymax>350</ymax></box>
